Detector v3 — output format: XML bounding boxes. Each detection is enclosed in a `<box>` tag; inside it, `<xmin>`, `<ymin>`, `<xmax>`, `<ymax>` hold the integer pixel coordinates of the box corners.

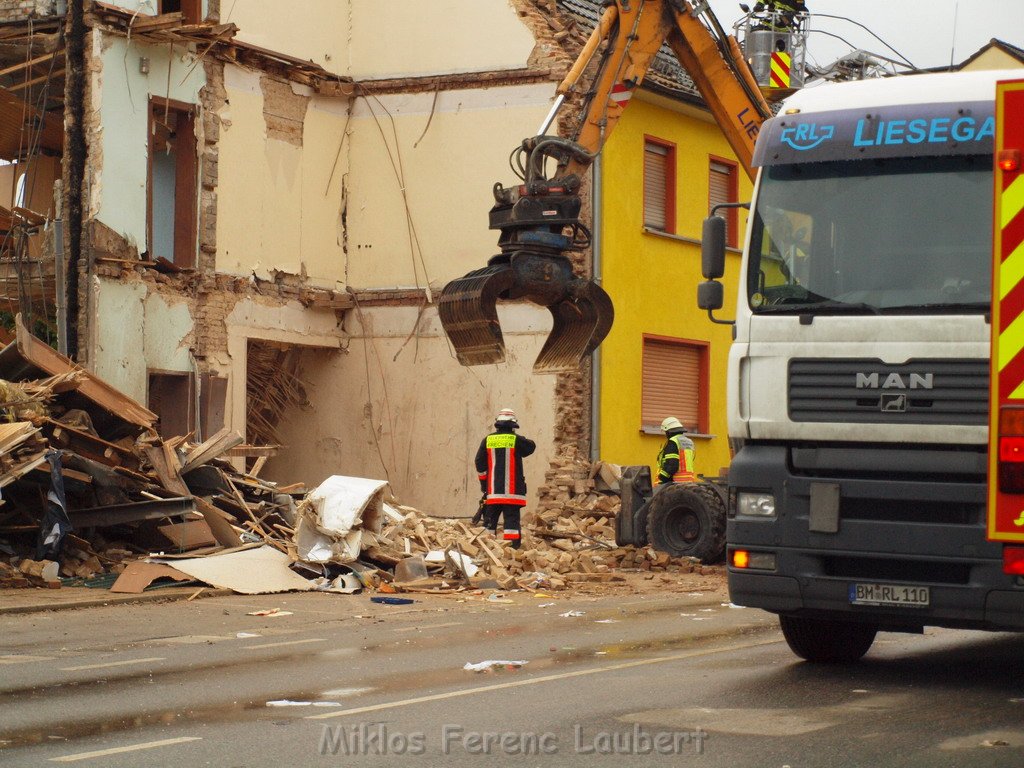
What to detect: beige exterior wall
<box><xmin>346</xmin><ymin>83</ymin><xmax>556</xmax><ymax>290</ymax></box>
<box><xmin>961</xmin><ymin>49</ymin><xmax>1024</xmax><ymax>71</ymax></box>
<box><xmin>223</xmin><ymin>0</ymin><xmax>350</xmax><ymax>75</ymax></box>
<box><xmin>214</xmin><ymin>65</ymin><xmax>348</xmax><ymax>288</ymax></box>
<box><xmin>348</xmin><ymin>0</ymin><xmax>536</xmax><ymax>79</ymax></box>
<box><xmin>225</xmin><ymin>0</ymin><xmax>536</xmax><ymax>80</ymax></box>
<box><xmin>264</xmin><ymin>304</ymin><xmax>557</xmax><ymax>516</ymax></box>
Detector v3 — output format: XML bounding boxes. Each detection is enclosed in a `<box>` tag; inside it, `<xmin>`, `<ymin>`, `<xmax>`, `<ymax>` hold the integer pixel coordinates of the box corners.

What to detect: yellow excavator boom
<box><xmin>439</xmin><ymin>0</ymin><xmax>780</xmax><ymax>373</ymax></box>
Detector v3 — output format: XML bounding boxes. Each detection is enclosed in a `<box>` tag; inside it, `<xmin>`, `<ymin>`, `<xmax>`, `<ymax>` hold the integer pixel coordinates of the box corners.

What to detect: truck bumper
<box><xmin>727</xmin><ymin>444</ymin><xmax>1024</xmax><ymax>632</ymax></box>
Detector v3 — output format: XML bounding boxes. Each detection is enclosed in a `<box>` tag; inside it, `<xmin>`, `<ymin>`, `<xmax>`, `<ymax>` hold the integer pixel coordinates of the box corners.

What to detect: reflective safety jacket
<box><xmin>657</xmin><ymin>433</ymin><xmax>696</xmax><ymax>483</ymax></box>
<box><xmin>475</xmin><ymin>428</ymin><xmax>537</xmax><ymax>506</ymax></box>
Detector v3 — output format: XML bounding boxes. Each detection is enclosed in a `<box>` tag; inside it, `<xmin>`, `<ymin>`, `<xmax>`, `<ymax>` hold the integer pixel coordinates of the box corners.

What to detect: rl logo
<box><xmin>780</xmin><ymin>122</ymin><xmax>835</xmax><ymax>151</ymax></box>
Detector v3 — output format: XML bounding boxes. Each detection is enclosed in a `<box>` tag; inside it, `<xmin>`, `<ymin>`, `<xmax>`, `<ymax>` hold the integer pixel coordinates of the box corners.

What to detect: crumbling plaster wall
<box><xmin>266</xmin><ymin>303</ymin><xmax>557</xmax><ymax>517</ymax></box>
<box><xmin>214</xmin><ymin>64</ymin><xmax>347</xmax><ymax>289</ymax></box>
<box><xmin>91</xmin><ymin>277</ymin><xmax>195</xmax><ymax>400</ymax></box>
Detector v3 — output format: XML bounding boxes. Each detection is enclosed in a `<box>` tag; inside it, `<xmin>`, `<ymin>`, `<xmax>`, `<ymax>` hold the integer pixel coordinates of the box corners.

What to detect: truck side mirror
<box><xmin>697</xmin><ymin>280</ymin><xmax>724</xmax><ymax>311</ymax></box>
<box><xmin>702</xmin><ymin>215</ymin><xmax>726</xmax><ymax>279</ymax></box>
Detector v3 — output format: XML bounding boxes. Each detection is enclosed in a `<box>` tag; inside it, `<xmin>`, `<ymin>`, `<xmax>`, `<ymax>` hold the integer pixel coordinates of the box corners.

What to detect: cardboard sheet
<box><xmin>150</xmin><ymin>545</ymin><xmax>314</xmax><ymax>594</ymax></box>
<box><xmin>110</xmin><ymin>562</ymin><xmax>194</xmax><ymax>593</ymax></box>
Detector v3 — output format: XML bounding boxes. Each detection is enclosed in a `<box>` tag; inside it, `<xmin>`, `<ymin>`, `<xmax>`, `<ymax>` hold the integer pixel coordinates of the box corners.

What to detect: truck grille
<box><xmin>789</xmin><ymin>358</ymin><xmax>988</xmax><ymax>425</ymax></box>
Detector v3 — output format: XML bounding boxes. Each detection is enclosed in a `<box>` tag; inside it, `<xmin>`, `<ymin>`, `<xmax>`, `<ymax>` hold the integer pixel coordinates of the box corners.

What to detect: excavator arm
<box><xmin>439</xmin><ymin>0</ymin><xmax>774</xmax><ymax>373</ymax></box>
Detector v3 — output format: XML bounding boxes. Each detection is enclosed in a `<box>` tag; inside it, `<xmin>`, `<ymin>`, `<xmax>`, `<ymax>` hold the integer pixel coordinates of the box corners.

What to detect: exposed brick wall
<box><xmin>0</xmin><ymin>0</ymin><xmax>61</xmax><ymax>23</ymax></box>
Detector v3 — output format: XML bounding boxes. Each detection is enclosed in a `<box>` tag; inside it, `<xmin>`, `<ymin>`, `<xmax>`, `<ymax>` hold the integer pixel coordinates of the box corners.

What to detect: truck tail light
<box><xmin>1003</xmin><ymin>546</ymin><xmax>1024</xmax><ymax>575</ymax></box>
<box><xmin>998</xmin><ymin>149</ymin><xmax>1021</xmax><ymax>173</ymax></box>
<box><xmin>999</xmin><ymin>407</ymin><xmax>1024</xmax><ymax>493</ymax></box>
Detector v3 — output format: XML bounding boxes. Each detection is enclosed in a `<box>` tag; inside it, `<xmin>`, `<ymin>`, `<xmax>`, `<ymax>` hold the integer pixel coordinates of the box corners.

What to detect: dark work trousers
<box><xmin>484</xmin><ymin>504</ymin><xmax>522</xmax><ymax>549</ymax></box>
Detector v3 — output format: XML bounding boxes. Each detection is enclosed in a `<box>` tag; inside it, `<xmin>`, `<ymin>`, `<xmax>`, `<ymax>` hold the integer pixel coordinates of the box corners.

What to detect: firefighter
<box><xmin>656</xmin><ymin>416</ymin><xmax>697</xmax><ymax>484</ymax></box>
<box><xmin>752</xmin><ymin>0</ymin><xmax>806</xmax><ymax>31</ymax></box>
<box><xmin>475</xmin><ymin>408</ymin><xmax>536</xmax><ymax>549</ymax></box>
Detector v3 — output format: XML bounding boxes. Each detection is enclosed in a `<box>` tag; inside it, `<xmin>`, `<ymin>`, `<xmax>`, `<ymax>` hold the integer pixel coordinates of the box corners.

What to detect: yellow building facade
<box><xmin>596</xmin><ymin>90</ymin><xmax>752</xmax><ymax>480</ymax></box>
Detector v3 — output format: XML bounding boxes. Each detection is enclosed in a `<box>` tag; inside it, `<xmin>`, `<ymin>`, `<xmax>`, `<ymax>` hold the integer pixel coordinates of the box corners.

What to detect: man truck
<box><xmin>700</xmin><ymin>68</ymin><xmax>1023</xmax><ymax>662</ymax></box>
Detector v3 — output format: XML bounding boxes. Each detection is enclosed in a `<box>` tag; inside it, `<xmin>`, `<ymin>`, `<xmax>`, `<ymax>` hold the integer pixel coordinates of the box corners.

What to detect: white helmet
<box><xmin>495</xmin><ymin>408</ymin><xmax>518</xmax><ymax>424</ymax></box>
<box><xmin>661</xmin><ymin>416</ymin><xmax>684</xmax><ymax>432</ymax></box>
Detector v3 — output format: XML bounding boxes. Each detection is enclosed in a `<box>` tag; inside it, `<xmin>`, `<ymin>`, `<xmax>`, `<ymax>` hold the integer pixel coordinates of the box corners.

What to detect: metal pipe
<box><xmin>535</xmin><ymin>94</ymin><xmax>565</xmax><ymax>137</ymax></box>
<box><xmin>590</xmin><ymin>152</ymin><xmax>603</xmax><ymax>462</ymax></box>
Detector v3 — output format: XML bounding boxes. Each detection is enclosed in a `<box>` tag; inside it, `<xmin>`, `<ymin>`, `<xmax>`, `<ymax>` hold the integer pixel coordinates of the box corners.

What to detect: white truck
<box><xmin>700</xmin><ymin>68</ymin><xmax>1021</xmax><ymax>662</ymax></box>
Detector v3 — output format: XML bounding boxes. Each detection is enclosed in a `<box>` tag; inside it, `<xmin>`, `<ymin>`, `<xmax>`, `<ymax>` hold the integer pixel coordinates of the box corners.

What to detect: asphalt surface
<box><xmin>3</xmin><ymin>584</ymin><xmax>1024</xmax><ymax>767</ymax></box>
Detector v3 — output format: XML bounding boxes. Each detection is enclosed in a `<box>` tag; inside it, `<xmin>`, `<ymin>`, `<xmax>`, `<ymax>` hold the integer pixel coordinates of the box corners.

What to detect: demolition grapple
<box><xmin>438</xmin><ymin>136</ymin><xmax>614</xmax><ymax>374</ymax></box>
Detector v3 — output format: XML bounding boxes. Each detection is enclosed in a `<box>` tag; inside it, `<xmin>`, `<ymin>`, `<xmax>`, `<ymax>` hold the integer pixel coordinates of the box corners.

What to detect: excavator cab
<box><xmin>438</xmin><ymin>136</ymin><xmax>613</xmax><ymax>374</ymax></box>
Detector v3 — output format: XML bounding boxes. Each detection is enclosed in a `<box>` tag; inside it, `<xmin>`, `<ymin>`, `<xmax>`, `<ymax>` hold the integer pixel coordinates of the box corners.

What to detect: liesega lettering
<box><xmin>853</xmin><ymin>115</ymin><xmax>994</xmax><ymax>147</ymax></box>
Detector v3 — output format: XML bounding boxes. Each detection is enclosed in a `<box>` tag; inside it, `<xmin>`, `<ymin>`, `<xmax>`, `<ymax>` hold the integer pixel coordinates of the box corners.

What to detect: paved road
<box><xmin>2</xmin><ymin>587</ymin><xmax>1023</xmax><ymax>766</ymax></box>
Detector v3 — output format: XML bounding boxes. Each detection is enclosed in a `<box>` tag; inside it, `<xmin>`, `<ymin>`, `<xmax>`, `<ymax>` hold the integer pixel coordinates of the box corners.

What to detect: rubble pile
<box><xmin>0</xmin><ymin>316</ymin><xmax>304</xmax><ymax>590</ymax></box>
<box><xmin>0</xmin><ymin>317</ymin><xmax>708</xmax><ymax>599</ymax></box>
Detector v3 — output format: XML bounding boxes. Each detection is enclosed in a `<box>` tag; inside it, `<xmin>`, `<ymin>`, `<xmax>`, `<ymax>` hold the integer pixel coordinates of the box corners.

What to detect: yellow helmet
<box><xmin>661</xmin><ymin>416</ymin><xmax>684</xmax><ymax>432</ymax></box>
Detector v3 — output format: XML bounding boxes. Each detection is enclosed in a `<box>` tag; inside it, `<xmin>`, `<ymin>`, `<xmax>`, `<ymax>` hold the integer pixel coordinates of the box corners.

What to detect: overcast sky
<box><xmin>706</xmin><ymin>0</ymin><xmax>1024</xmax><ymax>72</ymax></box>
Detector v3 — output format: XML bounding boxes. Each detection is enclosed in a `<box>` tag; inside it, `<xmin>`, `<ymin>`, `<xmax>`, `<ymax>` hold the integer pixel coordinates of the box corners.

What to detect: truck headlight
<box><xmin>736</xmin><ymin>491</ymin><xmax>776</xmax><ymax>518</ymax></box>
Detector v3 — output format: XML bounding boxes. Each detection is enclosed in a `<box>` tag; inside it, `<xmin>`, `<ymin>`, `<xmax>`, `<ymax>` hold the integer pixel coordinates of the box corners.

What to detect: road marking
<box><xmin>246</xmin><ymin>638</ymin><xmax>325</xmax><ymax>650</ymax></box>
<box><xmin>307</xmin><ymin>637</ymin><xmax>780</xmax><ymax>721</ymax></box>
<box><xmin>394</xmin><ymin>622</ymin><xmax>464</xmax><ymax>633</ymax></box>
<box><xmin>152</xmin><ymin>634</ymin><xmax>232</xmax><ymax>645</ymax></box>
<box><xmin>49</xmin><ymin>736</ymin><xmax>201</xmax><ymax>762</ymax></box>
<box><xmin>60</xmin><ymin>657</ymin><xmax>165</xmax><ymax>672</ymax></box>
<box><xmin>0</xmin><ymin>654</ymin><xmax>55</xmax><ymax>664</ymax></box>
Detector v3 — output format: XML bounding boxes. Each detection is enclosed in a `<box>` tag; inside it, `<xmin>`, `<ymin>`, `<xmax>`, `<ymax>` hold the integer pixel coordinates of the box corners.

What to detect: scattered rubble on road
<box><xmin>0</xmin><ymin>316</ymin><xmax>720</xmax><ymax>602</ymax></box>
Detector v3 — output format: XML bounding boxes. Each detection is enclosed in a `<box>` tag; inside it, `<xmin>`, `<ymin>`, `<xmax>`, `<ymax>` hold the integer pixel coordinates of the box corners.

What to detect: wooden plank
<box><xmin>0</xmin><ymin>450</ymin><xmax>47</xmax><ymax>487</ymax></box>
<box><xmin>180</xmin><ymin>427</ymin><xmax>243</xmax><ymax>474</ymax></box>
<box><xmin>0</xmin><ymin>421</ymin><xmax>36</xmax><ymax>453</ymax></box>
<box><xmin>223</xmin><ymin>444</ymin><xmax>279</xmax><ymax>458</ymax></box>
<box><xmin>143</xmin><ymin>443</ymin><xmax>190</xmax><ymax>496</ymax></box>
<box><xmin>14</xmin><ymin>315</ymin><xmax>156</xmax><ymax>430</ymax></box>
<box><xmin>192</xmin><ymin>496</ymin><xmax>242</xmax><ymax>548</ymax></box>
<box><xmin>45</xmin><ymin>419</ymin><xmax>140</xmax><ymax>470</ymax></box>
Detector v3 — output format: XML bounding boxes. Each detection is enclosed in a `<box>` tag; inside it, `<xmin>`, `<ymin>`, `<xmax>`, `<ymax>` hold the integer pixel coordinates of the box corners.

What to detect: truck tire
<box><xmin>645</xmin><ymin>481</ymin><xmax>726</xmax><ymax>562</ymax></box>
<box><xmin>779</xmin><ymin>615</ymin><xmax>877</xmax><ymax>663</ymax></box>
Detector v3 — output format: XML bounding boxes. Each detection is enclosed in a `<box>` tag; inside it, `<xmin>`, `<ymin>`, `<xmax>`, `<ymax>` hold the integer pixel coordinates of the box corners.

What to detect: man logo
<box><xmin>856</xmin><ymin>372</ymin><xmax>934</xmax><ymax>390</ymax></box>
<box><xmin>880</xmin><ymin>393</ymin><xmax>908</xmax><ymax>413</ymax></box>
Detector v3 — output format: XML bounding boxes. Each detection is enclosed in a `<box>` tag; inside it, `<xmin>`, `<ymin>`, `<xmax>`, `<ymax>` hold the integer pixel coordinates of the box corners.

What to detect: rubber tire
<box><xmin>645</xmin><ymin>481</ymin><xmax>726</xmax><ymax>562</ymax></box>
<box><xmin>779</xmin><ymin>615</ymin><xmax>877</xmax><ymax>663</ymax></box>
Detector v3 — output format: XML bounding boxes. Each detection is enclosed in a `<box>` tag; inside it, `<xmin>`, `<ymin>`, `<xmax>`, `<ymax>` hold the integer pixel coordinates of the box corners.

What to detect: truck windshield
<box><xmin>747</xmin><ymin>155</ymin><xmax>991</xmax><ymax>314</ymax></box>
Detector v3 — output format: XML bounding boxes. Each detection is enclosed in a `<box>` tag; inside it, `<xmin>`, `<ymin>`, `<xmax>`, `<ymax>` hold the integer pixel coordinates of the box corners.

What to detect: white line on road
<box><xmin>60</xmin><ymin>657</ymin><xmax>165</xmax><ymax>672</ymax></box>
<box><xmin>0</xmin><ymin>654</ymin><xmax>55</xmax><ymax>664</ymax></box>
<box><xmin>246</xmin><ymin>638</ymin><xmax>325</xmax><ymax>650</ymax></box>
<box><xmin>306</xmin><ymin>637</ymin><xmax>780</xmax><ymax>721</ymax></box>
<box><xmin>48</xmin><ymin>736</ymin><xmax>202</xmax><ymax>762</ymax></box>
<box><xmin>394</xmin><ymin>622</ymin><xmax>464</xmax><ymax>633</ymax></box>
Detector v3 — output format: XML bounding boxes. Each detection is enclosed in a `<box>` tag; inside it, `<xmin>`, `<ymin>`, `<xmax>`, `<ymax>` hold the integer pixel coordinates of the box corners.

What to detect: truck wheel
<box><xmin>779</xmin><ymin>615</ymin><xmax>877</xmax><ymax>663</ymax></box>
<box><xmin>645</xmin><ymin>482</ymin><xmax>725</xmax><ymax>562</ymax></box>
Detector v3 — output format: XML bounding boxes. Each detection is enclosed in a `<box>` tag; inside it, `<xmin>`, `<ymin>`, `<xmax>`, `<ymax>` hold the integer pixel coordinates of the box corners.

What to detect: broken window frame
<box><xmin>158</xmin><ymin>0</ymin><xmax>203</xmax><ymax>24</ymax></box>
<box><xmin>147</xmin><ymin>97</ymin><xmax>199</xmax><ymax>269</ymax></box>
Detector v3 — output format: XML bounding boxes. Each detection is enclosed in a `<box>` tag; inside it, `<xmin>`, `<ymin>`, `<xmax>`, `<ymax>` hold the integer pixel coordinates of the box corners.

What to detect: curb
<box><xmin>0</xmin><ymin>587</ymin><xmax>235</xmax><ymax>616</ymax></box>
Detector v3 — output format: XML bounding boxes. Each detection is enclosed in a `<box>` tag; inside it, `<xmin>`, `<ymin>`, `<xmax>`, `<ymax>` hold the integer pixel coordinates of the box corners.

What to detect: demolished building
<box><xmin>0</xmin><ymin>0</ymin><xmax>613</xmax><ymax>518</ymax></box>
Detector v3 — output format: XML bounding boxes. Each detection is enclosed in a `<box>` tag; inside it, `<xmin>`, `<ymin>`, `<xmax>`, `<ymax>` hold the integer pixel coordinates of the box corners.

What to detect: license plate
<box><xmin>849</xmin><ymin>583</ymin><xmax>930</xmax><ymax>607</ymax></box>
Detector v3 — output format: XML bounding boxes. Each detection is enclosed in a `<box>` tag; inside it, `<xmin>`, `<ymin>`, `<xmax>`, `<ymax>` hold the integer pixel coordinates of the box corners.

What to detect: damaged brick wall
<box><xmin>0</xmin><ymin>0</ymin><xmax>61</xmax><ymax>23</ymax></box>
<box><xmin>513</xmin><ymin>0</ymin><xmax>598</xmax><ymax>458</ymax></box>
<box><xmin>260</xmin><ymin>76</ymin><xmax>309</xmax><ymax>147</ymax></box>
